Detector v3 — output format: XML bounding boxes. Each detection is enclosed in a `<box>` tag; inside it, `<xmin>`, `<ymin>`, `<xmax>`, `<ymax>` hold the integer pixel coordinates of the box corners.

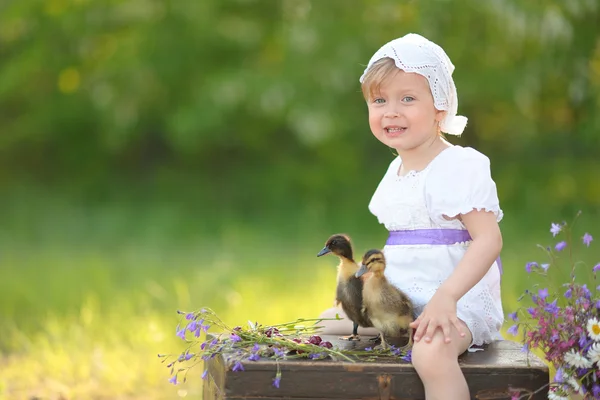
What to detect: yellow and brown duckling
<box><xmin>356</xmin><ymin>249</ymin><xmax>414</xmax><ymax>351</ymax></box>
<box><xmin>317</xmin><ymin>234</ymin><xmax>373</xmax><ymax>341</ymax></box>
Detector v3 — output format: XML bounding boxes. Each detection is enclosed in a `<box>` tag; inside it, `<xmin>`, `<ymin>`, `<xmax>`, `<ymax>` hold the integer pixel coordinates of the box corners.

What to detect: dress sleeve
<box><xmin>425</xmin><ymin>148</ymin><xmax>503</xmax><ymax>224</ymax></box>
<box><xmin>368</xmin><ymin>156</ymin><xmax>401</xmax><ymax>225</ymax></box>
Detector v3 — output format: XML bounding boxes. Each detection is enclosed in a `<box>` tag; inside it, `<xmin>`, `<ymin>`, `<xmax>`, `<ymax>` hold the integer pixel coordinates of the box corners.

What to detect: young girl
<box><xmin>319</xmin><ymin>33</ymin><xmax>504</xmax><ymax>400</ymax></box>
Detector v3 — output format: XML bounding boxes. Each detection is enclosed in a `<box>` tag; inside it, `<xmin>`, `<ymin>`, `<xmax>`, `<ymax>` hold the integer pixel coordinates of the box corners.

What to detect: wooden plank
<box><xmin>203</xmin><ymin>335</ymin><xmax>549</xmax><ymax>400</ymax></box>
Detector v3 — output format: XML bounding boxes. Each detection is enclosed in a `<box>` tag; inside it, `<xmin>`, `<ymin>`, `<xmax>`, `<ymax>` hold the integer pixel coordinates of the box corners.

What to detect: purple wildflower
<box><xmin>554</xmin><ymin>368</ymin><xmax>564</xmax><ymax>382</ymax></box>
<box><xmin>202</xmin><ymin>370</ymin><xmax>208</xmax><ymax>380</ymax></box>
<box><xmin>401</xmin><ymin>349</ymin><xmax>412</xmax><ymax>362</ymax></box>
<box><xmin>596</xmin><ymin>299</ymin><xmax>600</xmax><ymax>309</ymax></box>
<box><xmin>555</xmin><ymin>241</ymin><xmax>567</xmax><ymax>252</ymax></box>
<box><xmin>230</xmin><ymin>333</ymin><xmax>242</xmax><ymax>343</ymax></box>
<box><xmin>232</xmin><ymin>361</ymin><xmax>244</xmax><ymax>372</ymax></box>
<box><xmin>201</xmin><ymin>342</ymin><xmax>207</xmax><ymax>350</ymax></box>
<box><xmin>186</xmin><ymin>312</ymin><xmax>195</xmax><ymax>320</ymax></box>
<box><xmin>583</xmin><ymin>233</ymin><xmax>593</xmax><ymax>247</ymax></box>
<box><xmin>593</xmin><ymin>263</ymin><xmax>600</xmax><ymax>273</ymax></box>
<box><xmin>564</xmin><ymin>287</ymin><xmax>572</xmax><ymax>299</ymax></box>
<box><xmin>184</xmin><ymin>352</ymin><xmax>194</xmax><ymax>361</ymax></box>
<box><xmin>541</xmin><ymin>263</ymin><xmax>550</xmax><ymax>272</ymax></box>
<box><xmin>507</xmin><ymin>324</ymin><xmax>519</xmax><ymax>336</ymax></box>
<box><xmin>582</xmin><ymin>284</ymin><xmax>592</xmax><ymax>298</ymax></box>
<box><xmin>508</xmin><ymin>312</ymin><xmax>518</xmax><ymax>321</ymax></box>
<box><xmin>273</xmin><ymin>373</ymin><xmax>281</xmax><ymax>388</ymax></box>
<box><xmin>273</xmin><ymin>348</ymin><xmax>286</xmax><ymax>358</ymax></box>
<box><xmin>525</xmin><ymin>262</ymin><xmax>537</xmax><ymax>273</ymax></box>
<box><xmin>187</xmin><ymin>321</ymin><xmax>197</xmax><ymax>332</ymax></box>
<box><xmin>550</xmin><ymin>223</ymin><xmax>562</xmax><ymax>236</ymax></box>
<box><xmin>539</xmin><ymin>288</ymin><xmax>549</xmax><ymax>301</ymax></box>
<box><xmin>365</xmin><ymin>347</ymin><xmax>373</xmax><ymax>351</ymax></box>
<box><xmin>521</xmin><ymin>343</ymin><xmax>529</xmax><ymax>352</ymax></box>
<box><xmin>248</xmin><ymin>353</ymin><xmax>260</xmax><ymax>361</ymax></box>
<box><xmin>176</xmin><ymin>327</ymin><xmax>186</xmax><ymax>340</ymax></box>
<box><xmin>252</xmin><ymin>343</ymin><xmax>260</xmax><ymax>352</ymax></box>
<box><xmin>169</xmin><ymin>375</ymin><xmax>178</xmax><ymax>385</ymax></box>
<box><xmin>202</xmin><ymin>324</ymin><xmax>210</xmax><ymax>332</ymax></box>
<box><xmin>545</xmin><ymin>299</ymin><xmax>559</xmax><ymax>315</ymax></box>
<box><xmin>593</xmin><ymin>384</ymin><xmax>600</xmax><ymax>398</ymax></box>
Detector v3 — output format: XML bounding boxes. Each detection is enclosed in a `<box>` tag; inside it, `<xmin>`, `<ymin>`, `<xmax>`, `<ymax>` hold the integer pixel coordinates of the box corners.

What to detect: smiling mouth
<box><xmin>385</xmin><ymin>127</ymin><xmax>407</xmax><ymax>134</ymax></box>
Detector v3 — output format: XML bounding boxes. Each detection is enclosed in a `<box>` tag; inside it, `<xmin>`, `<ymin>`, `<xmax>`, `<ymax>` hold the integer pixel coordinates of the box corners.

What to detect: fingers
<box><xmin>423</xmin><ymin>319</ymin><xmax>439</xmax><ymax>343</ymax></box>
<box><xmin>413</xmin><ymin>318</ymin><xmax>429</xmax><ymax>342</ymax></box>
<box><xmin>441</xmin><ymin>321</ymin><xmax>452</xmax><ymax>343</ymax></box>
<box><xmin>415</xmin><ymin>317</ymin><xmax>464</xmax><ymax>344</ymax></box>
<box><xmin>452</xmin><ymin>318</ymin><xmax>466</xmax><ymax>337</ymax></box>
<box><xmin>409</xmin><ymin>315</ymin><xmax>421</xmax><ymax>329</ymax></box>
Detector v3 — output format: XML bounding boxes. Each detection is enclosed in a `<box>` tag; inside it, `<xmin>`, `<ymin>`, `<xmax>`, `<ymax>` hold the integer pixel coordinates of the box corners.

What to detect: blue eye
<box><xmin>373</xmin><ymin>98</ymin><xmax>385</xmax><ymax>104</ymax></box>
<box><xmin>403</xmin><ymin>96</ymin><xmax>415</xmax><ymax>102</ymax></box>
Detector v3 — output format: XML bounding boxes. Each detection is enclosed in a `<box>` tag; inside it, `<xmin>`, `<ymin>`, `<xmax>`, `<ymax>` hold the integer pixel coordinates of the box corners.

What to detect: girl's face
<box><xmin>367</xmin><ymin>69</ymin><xmax>444</xmax><ymax>153</ymax></box>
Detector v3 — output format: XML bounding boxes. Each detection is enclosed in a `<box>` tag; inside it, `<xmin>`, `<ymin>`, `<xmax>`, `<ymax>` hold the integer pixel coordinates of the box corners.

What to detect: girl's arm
<box><xmin>411</xmin><ymin>209</ymin><xmax>502</xmax><ymax>343</ymax></box>
<box><xmin>437</xmin><ymin>209</ymin><xmax>503</xmax><ymax>303</ymax></box>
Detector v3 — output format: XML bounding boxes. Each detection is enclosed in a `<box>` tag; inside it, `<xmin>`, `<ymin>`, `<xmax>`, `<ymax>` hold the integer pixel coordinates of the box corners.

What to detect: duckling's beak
<box><xmin>355</xmin><ymin>264</ymin><xmax>368</xmax><ymax>278</ymax></box>
<box><xmin>317</xmin><ymin>246</ymin><xmax>331</xmax><ymax>257</ymax></box>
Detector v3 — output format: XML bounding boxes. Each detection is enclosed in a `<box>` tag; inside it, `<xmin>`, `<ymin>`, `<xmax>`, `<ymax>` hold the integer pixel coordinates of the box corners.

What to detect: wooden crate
<box><xmin>203</xmin><ymin>335</ymin><xmax>549</xmax><ymax>400</ymax></box>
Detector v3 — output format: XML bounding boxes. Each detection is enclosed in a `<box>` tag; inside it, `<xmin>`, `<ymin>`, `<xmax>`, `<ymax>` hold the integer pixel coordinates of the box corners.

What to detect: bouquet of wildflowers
<box><xmin>508</xmin><ymin>213</ymin><xmax>600</xmax><ymax>399</ymax></box>
<box><xmin>160</xmin><ymin>308</ymin><xmax>410</xmax><ymax>388</ymax></box>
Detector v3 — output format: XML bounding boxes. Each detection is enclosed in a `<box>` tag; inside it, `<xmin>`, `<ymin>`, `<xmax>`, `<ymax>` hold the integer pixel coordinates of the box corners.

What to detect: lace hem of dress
<box><xmin>439</xmin><ymin>205</ymin><xmax>504</xmax><ymax>223</ymax></box>
<box><xmin>399</xmin><ymin>279</ymin><xmax>503</xmax><ymax>347</ymax></box>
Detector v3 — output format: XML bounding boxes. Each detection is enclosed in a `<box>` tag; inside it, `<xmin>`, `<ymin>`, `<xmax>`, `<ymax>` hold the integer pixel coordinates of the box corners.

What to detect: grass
<box><xmin>0</xmin><ymin>183</ymin><xmax>598</xmax><ymax>399</ymax></box>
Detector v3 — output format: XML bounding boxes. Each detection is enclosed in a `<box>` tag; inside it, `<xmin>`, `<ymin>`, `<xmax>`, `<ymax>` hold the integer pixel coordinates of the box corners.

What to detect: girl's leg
<box><xmin>410</xmin><ymin>319</ymin><xmax>473</xmax><ymax>400</ymax></box>
<box><xmin>316</xmin><ymin>307</ymin><xmax>379</xmax><ymax>336</ymax></box>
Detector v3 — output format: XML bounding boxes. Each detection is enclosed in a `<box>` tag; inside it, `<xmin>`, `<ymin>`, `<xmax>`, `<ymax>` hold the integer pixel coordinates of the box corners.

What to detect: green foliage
<box><xmin>0</xmin><ymin>1</ymin><xmax>599</xmax><ymax>398</ymax></box>
<box><xmin>1</xmin><ymin>0</ymin><xmax>599</xmax><ymax>189</ymax></box>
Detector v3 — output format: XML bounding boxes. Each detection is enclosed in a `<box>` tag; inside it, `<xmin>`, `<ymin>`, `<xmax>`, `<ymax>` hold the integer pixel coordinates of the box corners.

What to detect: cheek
<box><xmin>412</xmin><ymin>107</ymin><xmax>437</xmax><ymax>126</ymax></box>
<box><xmin>368</xmin><ymin>109</ymin><xmax>381</xmax><ymax>129</ymax></box>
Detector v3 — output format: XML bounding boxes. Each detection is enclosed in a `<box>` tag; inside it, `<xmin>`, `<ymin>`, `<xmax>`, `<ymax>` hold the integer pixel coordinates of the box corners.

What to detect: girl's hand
<box><xmin>409</xmin><ymin>289</ymin><xmax>466</xmax><ymax>343</ymax></box>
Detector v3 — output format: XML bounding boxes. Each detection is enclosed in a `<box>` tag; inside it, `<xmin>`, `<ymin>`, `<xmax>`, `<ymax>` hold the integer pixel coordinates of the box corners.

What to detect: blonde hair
<box><xmin>360</xmin><ymin>57</ymin><xmax>399</xmax><ymax>101</ymax></box>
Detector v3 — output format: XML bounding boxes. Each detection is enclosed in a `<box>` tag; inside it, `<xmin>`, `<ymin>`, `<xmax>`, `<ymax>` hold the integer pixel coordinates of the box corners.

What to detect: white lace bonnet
<box><xmin>359</xmin><ymin>33</ymin><xmax>468</xmax><ymax>136</ymax></box>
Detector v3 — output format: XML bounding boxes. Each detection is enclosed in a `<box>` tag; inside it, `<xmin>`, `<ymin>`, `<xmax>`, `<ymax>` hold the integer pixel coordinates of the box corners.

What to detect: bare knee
<box><xmin>411</xmin><ymin>337</ymin><xmax>459</xmax><ymax>380</ymax></box>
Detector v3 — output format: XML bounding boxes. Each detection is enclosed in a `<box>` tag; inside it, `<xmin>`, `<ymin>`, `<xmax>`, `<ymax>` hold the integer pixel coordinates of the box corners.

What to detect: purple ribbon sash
<box><xmin>386</xmin><ymin>229</ymin><xmax>503</xmax><ymax>275</ymax></box>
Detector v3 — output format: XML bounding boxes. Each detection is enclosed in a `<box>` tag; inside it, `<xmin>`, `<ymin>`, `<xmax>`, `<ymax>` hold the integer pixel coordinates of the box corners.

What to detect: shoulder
<box><xmin>435</xmin><ymin>146</ymin><xmax>492</xmax><ymax>169</ymax></box>
<box><xmin>385</xmin><ymin>156</ymin><xmax>402</xmax><ymax>175</ymax></box>
<box><xmin>425</xmin><ymin>145</ymin><xmax>503</xmax><ymax>222</ymax></box>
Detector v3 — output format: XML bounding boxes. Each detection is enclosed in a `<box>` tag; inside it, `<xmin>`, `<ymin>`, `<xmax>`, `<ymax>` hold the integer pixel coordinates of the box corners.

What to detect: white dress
<box><xmin>368</xmin><ymin>145</ymin><xmax>505</xmax><ymax>346</ymax></box>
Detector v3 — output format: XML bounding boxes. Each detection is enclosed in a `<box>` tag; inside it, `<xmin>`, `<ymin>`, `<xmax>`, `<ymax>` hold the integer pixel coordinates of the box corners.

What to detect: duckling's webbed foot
<box><xmin>398</xmin><ymin>329</ymin><xmax>414</xmax><ymax>352</ymax></box>
<box><xmin>339</xmin><ymin>323</ymin><xmax>361</xmax><ymax>341</ymax></box>
<box><xmin>373</xmin><ymin>335</ymin><xmax>389</xmax><ymax>351</ymax></box>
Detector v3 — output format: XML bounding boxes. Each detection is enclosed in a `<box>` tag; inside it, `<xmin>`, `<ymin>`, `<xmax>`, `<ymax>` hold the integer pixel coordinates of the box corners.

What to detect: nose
<box><xmin>383</xmin><ymin>108</ymin><xmax>399</xmax><ymax>118</ymax></box>
<box><xmin>383</xmin><ymin>101</ymin><xmax>400</xmax><ymax>118</ymax></box>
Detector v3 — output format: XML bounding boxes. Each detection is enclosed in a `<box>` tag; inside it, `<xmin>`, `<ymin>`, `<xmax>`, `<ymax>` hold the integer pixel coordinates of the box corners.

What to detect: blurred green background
<box><xmin>1</xmin><ymin>0</ymin><xmax>599</xmax><ymax>399</ymax></box>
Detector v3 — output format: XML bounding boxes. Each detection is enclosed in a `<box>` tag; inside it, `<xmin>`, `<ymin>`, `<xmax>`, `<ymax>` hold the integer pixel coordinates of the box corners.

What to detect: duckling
<box><xmin>356</xmin><ymin>249</ymin><xmax>414</xmax><ymax>351</ymax></box>
<box><xmin>317</xmin><ymin>234</ymin><xmax>373</xmax><ymax>341</ymax></box>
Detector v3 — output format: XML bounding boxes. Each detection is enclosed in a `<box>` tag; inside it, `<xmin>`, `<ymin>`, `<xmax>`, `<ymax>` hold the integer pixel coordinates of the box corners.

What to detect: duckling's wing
<box><xmin>337</xmin><ymin>276</ymin><xmax>368</xmax><ymax>326</ymax></box>
<box><xmin>381</xmin><ymin>284</ymin><xmax>414</xmax><ymax>318</ymax></box>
